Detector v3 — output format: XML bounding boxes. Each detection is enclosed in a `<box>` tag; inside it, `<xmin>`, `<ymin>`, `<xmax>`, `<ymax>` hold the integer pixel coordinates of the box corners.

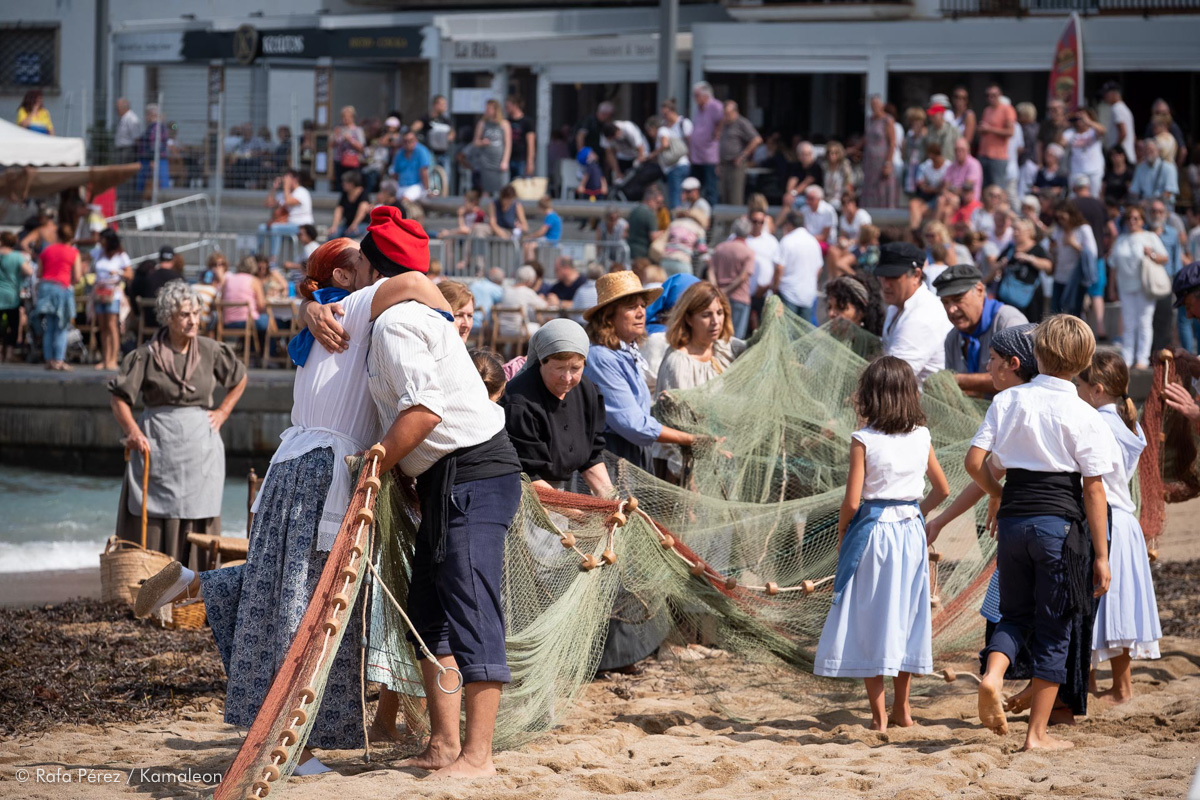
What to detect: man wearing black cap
<box><xmin>877</xmin><ymin>241</ymin><xmax>954</xmax><ymax>387</ymax></box>
<box><xmin>932</xmin><ymin>263</ymin><xmax>1028</xmax><ymax>395</ymax></box>
<box><xmin>361</xmin><ymin>205</ymin><xmax>523</xmax><ymax>779</ymax></box>
<box><xmin>129</xmin><ymin>246</ymin><xmax>184</xmax><ymax>327</ymax></box>
<box><xmin>1163</xmin><ymin>262</ymin><xmax>1200</xmax><ymax>422</ymax></box>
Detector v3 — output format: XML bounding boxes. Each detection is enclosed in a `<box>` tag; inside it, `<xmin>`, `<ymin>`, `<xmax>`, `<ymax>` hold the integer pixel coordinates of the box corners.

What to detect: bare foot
<box><xmin>978</xmin><ymin>675</ymin><xmax>1009</xmax><ymax>735</ymax></box>
<box><xmin>1048</xmin><ymin>706</ymin><xmax>1077</xmax><ymax>726</ymax></box>
<box><xmin>369</xmin><ymin>722</ymin><xmax>423</xmax><ymax>745</ymax></box>
<box><xmin>1004</xmin><ymin>683</ymin><xmax>1034</xmax><ymax>714</ymax></box>
<box><xmin>868</xmin><ymin>717</ymin><xmax>887</xmax><ymax>732</ymax></box>
<box><xmin>429</xmin><ymin>754</ymin><xmax>496</xmax><ymax>779</ymax></box>
<box><xmin>1095</xmin><ymin>688</ymin><xmax>1132</xmax><ymax>706</ymax></box>
<box><xmin>888</xmin><ymin>710</ymin><xmax>915</xmax><ymax>728</ymax></box>
<box><xmin>1024</xmin><ymin>732</ymin><xmax>1074</xmax><ymax>751</ymax></box>
<box><xmin>399</xmin><ymin>742</ymin><xmax>460</xmax><ymax>771</ymax></box>
<box><xmin>94</xmin><ymin>362</ymin><xmax>107</xmax><ymax>370</ymax></box>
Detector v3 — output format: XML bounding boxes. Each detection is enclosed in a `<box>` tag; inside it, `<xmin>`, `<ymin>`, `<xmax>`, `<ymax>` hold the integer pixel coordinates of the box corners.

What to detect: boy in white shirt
<box><xmin>965</xmin><ymin>314</ymin><xmax>1117</xmax><ymax>752</ymax></box>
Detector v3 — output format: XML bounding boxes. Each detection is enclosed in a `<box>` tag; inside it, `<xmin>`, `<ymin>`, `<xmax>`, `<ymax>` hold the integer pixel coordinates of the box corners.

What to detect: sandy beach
<box><xmin>1</xmin><ymin>502</ymin><xmax>1198</xmax><ymax>799</ymax></box>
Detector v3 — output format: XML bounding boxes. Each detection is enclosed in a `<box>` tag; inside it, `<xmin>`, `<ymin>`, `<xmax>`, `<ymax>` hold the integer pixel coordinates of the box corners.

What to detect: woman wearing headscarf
<box><xmin>502</xmin><ymin>319</ymin><xmax>612</xmax><ymax>497</ymax></box>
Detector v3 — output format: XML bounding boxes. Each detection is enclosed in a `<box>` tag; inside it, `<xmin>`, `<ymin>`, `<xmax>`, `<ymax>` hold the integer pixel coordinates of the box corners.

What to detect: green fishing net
<box><xmin>361</xmin><ymin>296</ymin><xmax>1002</xmax><ymax>753</ymax></box>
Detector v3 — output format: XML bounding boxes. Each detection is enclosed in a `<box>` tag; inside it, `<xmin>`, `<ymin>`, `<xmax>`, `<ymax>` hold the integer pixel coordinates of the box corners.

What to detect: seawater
<box><xmin>0</xmin><ymin>464</ymin><xmax>250</xmax><ymax>573</ymax></box>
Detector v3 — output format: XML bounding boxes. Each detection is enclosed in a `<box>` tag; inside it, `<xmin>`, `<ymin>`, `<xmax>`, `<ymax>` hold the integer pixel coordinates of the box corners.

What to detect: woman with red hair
<box><xmin>135</xmin><ymin>236</ymin><xmax>449</xmax><ymax>773</ymax></box>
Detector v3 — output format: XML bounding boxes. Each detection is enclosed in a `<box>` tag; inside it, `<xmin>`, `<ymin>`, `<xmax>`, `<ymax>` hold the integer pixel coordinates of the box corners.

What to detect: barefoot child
<box><xmin>966</xmin><ymin>314</ymin><xmax>1118</xmax><ymax>751</ymax></box>
<box><xmin>1076</xmin><ymin>350</ymin><xmax>1162</xmax><ymax>702</ymax></box>
<box><xmin>929</xmin><ymin>324</ymin><xmax>1093</xmax><ymax>724</ymax></box>
<box><xmin>813</xmin><ymin>356</ymin><xmax>950</xmax><ymax>731</ymax></box>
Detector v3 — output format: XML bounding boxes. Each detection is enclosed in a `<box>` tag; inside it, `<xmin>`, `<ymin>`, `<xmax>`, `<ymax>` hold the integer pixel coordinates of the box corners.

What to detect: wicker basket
<box><xmin>511</xmin><ymin>177</ymin><xmax>548</xmax><ymax>201</ymax></box>
<box><xmin>99</xmin><ymin>536</ymin><xmax>173</xmax><ymax>605</ymax></box>
<box><xmin>168</xmin><ymin>599</ymin><xmax>207</xmax><ymax>630</ymax></box>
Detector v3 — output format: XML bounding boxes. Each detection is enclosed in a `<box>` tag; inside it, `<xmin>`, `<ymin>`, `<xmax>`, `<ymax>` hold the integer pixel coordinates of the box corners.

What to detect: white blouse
<box><xmin>1109</xmin><ymin>231</ymin><xmax>1167</xmax><ymax>296</ymax></box>
<box><xmin>851</xmin><ymin>425</ymin><xmax>932</xmax><ymax>521</ymax></box>
<box><xmin>252</xmin><ymin>280</ymin><xmax>384</xmax><ymax>550</ymax></box>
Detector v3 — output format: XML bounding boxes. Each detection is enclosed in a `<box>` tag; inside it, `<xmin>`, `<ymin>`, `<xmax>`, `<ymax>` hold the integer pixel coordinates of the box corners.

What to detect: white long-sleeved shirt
<box><xmin>882</xmin><ymin>283</ymin><xmax>954</xmax><ymax>387</ymax></box>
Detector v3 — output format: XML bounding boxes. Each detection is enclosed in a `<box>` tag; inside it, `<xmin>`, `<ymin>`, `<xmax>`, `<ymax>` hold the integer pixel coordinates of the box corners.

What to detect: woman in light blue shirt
<box><xmin>582</xmin><ymin>272</ymin><xmax>706</xmax><ymax>473</ymax></box>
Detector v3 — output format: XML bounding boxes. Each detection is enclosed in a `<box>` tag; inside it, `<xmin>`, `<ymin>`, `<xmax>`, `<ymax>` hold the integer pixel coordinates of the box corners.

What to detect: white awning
<box><xmin>0</xmin><ymin>119</ymin><xmax>86</xmax><ymax>167</ymax></box>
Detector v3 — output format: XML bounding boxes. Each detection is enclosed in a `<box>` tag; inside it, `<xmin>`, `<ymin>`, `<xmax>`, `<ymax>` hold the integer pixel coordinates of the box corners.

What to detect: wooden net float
<box><xmin>941</xmin><ymin>668</ymin><xmax>982</xmax><ymax>685</ymax></box>
<box><xmin>579</xmin><ymin>554</ymin><xmax>599</xmax><ymax>571</ymax></box>
<box><xmin>600</xmin><ymin>549</ymin><xmax>618</xmax><ymax>566</ymax></box>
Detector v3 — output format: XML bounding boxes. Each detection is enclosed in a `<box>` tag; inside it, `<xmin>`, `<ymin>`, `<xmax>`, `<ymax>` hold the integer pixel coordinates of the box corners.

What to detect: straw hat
<box><xmin>583</xmin><ymin>271</ymin><xmax>663</xmax><ymax>322</ymax></box>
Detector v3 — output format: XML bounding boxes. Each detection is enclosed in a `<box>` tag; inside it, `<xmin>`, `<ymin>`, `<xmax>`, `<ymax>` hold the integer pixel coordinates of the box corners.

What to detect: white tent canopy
<box><xmin>0</xmin><ymin>119</ymin><xmax>85</xmax><ymax>167</ymax></box>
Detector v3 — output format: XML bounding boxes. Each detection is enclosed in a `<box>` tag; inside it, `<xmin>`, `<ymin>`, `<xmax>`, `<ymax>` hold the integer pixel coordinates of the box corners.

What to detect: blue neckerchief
<box><xmin>961</xmin><ymin>297</ymin><xmax>1002</xmax><ymax>373</ymax></box>
<box><xmin>832</xmin><ymin>499</ymin><xmax>924</xmax><ymax>605</ymax></box>
<box><xmin>645</xmin><ymin>274</ymin><xmax>700</xmax><ymax>334</ymax></box>
<box><xmin>289</xmin><ymin>288</ymin><xmax>455</xmax><ymax>367</ymax></box>
<box><xmin>288</xmin><ymin>287</ymin><xmax>350</xmax><ymax>367</ymax></box>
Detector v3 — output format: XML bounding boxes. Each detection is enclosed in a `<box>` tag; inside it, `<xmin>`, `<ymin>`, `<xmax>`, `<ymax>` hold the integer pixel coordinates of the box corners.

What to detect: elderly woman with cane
<box><xmin>108</xmin><ymin>281</ymin><xmax>247</xmax><ymax>570</ymax></box>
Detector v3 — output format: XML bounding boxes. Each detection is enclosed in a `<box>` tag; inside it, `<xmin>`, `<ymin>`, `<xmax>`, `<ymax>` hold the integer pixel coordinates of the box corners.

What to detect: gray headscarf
<box><xmin>989</xmin><ymin>322</ymin><xmax>1039</xmax><ymax>382</ymax></box>
<box><xmin>519</xmin><ymin>318</ymin><xmax>591</xmax><ymax>375</ymax></box>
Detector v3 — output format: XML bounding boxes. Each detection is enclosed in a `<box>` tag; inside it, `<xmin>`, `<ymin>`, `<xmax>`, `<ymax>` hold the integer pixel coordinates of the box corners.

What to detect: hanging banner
<box><xmin>1048</xmin><ymin>13</ymin><xmax>1083</xmax><ymax>114</ymax></box>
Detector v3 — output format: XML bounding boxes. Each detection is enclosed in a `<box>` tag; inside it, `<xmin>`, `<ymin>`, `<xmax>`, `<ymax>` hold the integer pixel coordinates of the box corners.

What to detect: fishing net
<box><xmin>359</xmin><ymin>297</ymin><xmax>1000</xmax><ymax>755</ymax></box>
<box><xmin>1139</xmin><ymin>349</ymin><xmax>1200</xmax><ymax>541</ymax></box>
<box><xmin>228</xmin><ymin>300</ymin><xmax>1189</xmax><ymax>799</ymax></box>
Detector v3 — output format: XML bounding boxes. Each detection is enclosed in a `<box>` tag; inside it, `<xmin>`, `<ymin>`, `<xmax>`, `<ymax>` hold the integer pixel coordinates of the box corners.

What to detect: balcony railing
<box><xmin>941</xmin><ymin>0</ymin><xmax>1200</xmax><ymax>16</ymax></box>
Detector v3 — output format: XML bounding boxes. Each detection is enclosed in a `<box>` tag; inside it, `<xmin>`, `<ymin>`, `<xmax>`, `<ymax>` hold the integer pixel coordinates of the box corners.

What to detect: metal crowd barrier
<box><xmin>432</xmin><ymin>235</ymin><xmax>523</xmax><ymax>280</ymax></box>
<box><xmin>533</xmin><ymin>240</ymin><xmax>631</xmax><ymax>271</ymax></box>
<box><xmin>106</xmin><ymin>193</ymin><xmax>217</xmax><ymax>233</ymax></box>
<box><xmin>120</xmin><ymin>231</ymin><xmax>240</xmax><ymax>277</ymax></box>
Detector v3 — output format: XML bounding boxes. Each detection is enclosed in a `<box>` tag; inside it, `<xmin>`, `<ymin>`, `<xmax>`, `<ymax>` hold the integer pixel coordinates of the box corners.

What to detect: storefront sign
<box><xmin>446</xmin><ymin>35</ymin><xmax>658</xmax><ymax>66</ymax></box>
<box><xmin>182</xmin><ymin>26</ymin><xmax>424</xmax><ymax>62</ymax></box>
<box><xmin>113</xmin><ymin>31</ymin><xmax>184</xmax><ymax>64</ymax></box>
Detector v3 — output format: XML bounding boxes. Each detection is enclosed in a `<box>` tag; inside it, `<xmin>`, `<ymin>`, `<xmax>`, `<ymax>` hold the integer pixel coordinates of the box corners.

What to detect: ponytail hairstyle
<box><xmin>298</xmin><ymin>238</ymin><xmax>362</xmax><ymax>301</ymax></box>
<box><xmin>1079</xmin><ymin>349</ymin><xmax>1137</xmax><ymax>432</ymax></box>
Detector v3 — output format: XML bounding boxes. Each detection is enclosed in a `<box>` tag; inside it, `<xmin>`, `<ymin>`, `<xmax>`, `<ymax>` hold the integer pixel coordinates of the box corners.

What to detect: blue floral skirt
<box><xmin>201</xmin><ymin>447</ymin><xmax>364</xmax><ymax>750</ymax></box>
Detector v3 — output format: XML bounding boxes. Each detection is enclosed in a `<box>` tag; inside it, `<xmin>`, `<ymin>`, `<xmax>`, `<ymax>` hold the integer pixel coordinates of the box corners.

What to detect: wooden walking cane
<box><xmin>124</xmin><ymin>446</ymin><xmax>151</xmax><ymax>548</ymax></box>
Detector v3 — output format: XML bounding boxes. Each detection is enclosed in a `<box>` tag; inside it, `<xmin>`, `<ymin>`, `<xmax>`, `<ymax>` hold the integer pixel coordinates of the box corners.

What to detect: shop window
<box><xmin>0</xmin><ymin>25</ymin><xmax>59</xmax><ymax>94</ymax></box>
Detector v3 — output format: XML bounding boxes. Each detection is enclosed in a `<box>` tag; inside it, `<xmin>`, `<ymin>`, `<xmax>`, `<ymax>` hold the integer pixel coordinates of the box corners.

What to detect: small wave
<box><xmin>0</xmin><ymin>539</ymin><xmax>111</xmax><ymax>573</ymax></box>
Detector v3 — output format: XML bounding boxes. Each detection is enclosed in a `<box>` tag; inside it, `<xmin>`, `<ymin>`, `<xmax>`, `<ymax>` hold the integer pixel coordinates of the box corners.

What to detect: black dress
<box><xmin>501</xmin><ymin>368</ymin><xmax>607</xmax><ymax>484</ymax></box>
<box><xmin>502</xmin><ymin>366</ymin><xmax>670</xmax><ymax>671</ymax></box>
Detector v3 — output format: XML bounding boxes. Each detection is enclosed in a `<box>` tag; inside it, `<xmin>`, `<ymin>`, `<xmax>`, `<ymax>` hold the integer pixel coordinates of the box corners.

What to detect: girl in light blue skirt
<box><xmin>1076</xmin><ymin>350</ymin><xmax>1161</xmax><ymax>703</ymax></box>
<box><xmin>814</xmin><ymin>356</ymin><xmax>950</xmax><ymax>731</ymax></box>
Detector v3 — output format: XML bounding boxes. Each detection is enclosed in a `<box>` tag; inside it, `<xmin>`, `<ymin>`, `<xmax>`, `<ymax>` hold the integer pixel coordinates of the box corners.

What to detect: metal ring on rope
<box><xmin>436</xmin><ymin>665</ymin><xmax>465</xmax><ymax>695</ymax></box>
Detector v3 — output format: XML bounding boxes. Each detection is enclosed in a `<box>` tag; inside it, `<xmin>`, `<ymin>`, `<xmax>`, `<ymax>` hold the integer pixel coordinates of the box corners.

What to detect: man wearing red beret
<box><xmin>361</xmin><ymin>206</ymin><xmax>523</xmax><ymax>778</ymax></box>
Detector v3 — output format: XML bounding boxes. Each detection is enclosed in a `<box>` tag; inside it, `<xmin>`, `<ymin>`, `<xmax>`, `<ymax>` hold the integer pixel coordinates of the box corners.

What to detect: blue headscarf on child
<box><xmin>645</xmin><ymin>274</ymin><xmax>701</xmax><ymax>334</ymax></box>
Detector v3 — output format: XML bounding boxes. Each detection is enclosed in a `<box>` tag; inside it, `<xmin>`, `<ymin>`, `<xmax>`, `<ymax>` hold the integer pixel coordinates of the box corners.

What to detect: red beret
<box><xmin>363</xmin><ymin>205</ymin><xmax>429</xmax><ymax>274</ymax></box>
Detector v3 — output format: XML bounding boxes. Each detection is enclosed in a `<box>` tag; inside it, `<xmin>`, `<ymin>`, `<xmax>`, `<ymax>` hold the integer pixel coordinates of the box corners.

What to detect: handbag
<box><xmin>339</xmin><ymin>150</ymin><xmax>361</xmax><ymax>169</ymax></box>
<box><xmin>996</xmin><ymin>252</ymin><xmax>1039</xmax><ymax>310</ymax></box>
<box><xmin>1140</xmin><ymin>253</ymin><xmax>1173</xmax><ymax>300</ymax></box>
<box><xmin>661</xmin><ymin>134</ymin><xmax>687</xmax><ymax>168</ymax></box>
<box><xmin>92</xmin><ymin>283</ymin><xmax>117</xmax><ymax>305</ymax></box>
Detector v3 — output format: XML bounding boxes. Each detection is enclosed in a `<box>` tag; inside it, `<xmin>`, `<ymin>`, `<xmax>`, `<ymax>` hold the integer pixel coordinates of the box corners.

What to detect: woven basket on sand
<box><xmin>99</xmin><ymin>536</ymin><xmax>173</xmax><ymax>605</ymax></box>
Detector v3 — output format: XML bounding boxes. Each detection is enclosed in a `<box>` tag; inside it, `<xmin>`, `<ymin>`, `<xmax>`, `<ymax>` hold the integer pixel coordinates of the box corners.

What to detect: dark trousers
<box><xmin>1051</xmin><ymin>280</ymin><xmax>1083</xmax><ymax>319</ymax></box>
<box><xmin>407</xmin><ymin>471</ymin><xmax>522</xmax><ymax>684</ymax></box>
<box><xmin>690</xmin><ymin>163</ymin><xmax>719</xmax><ymax>208</ymax></box>
<box><xmin>979</xmin><ymin>156</ymin><xmax>1007</xmax><ymax>190</ymax></box>
<box><xmin>984</xmin><ymin>515</ymin><xmax>1073</xmax><ymax>685</ymax></box>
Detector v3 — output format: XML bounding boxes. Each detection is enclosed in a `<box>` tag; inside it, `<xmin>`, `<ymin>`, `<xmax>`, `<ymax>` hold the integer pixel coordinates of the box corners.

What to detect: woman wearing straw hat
<box><xmin>582</xmin><ymin>271</ymin><xmax>712</xmax><ymax>474</ymax></box>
